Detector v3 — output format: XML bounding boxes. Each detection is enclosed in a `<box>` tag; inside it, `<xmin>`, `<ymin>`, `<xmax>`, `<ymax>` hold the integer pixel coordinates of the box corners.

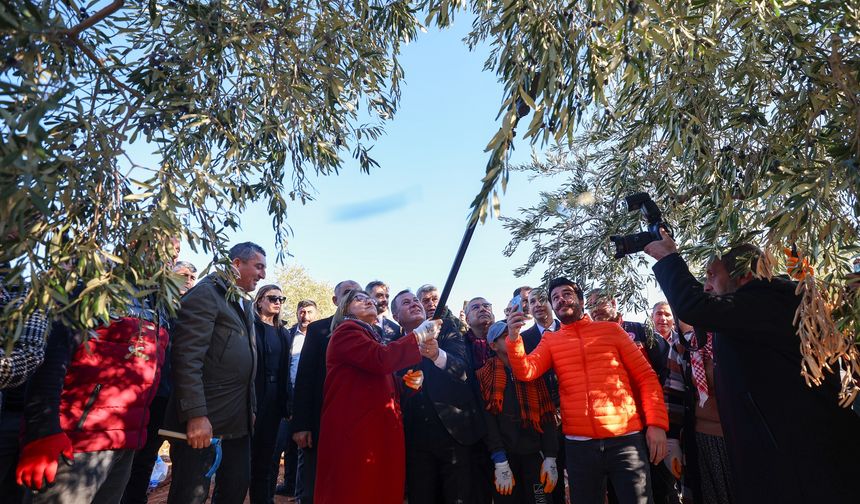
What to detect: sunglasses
<box><xmin>266</xmin><ymin>295</ymin><xmax>286</xmax><ymax>303</ymax></box>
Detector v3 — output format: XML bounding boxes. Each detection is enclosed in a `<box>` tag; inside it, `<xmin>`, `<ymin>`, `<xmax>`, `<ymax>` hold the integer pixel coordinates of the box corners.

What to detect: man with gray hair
<box><xmin>166</xmin><ymin>242</ymin><xmax>266</xmax><ymax>504</ymax></box>
<box><xmin>172</xmin><ymin>260</ymin><xmax>198</xmax><ymax>295</ymax></box>
<box><xmin>416</xmin><ymin>284</ymin><xmax>463</xmax><ymax>331</ymax></box>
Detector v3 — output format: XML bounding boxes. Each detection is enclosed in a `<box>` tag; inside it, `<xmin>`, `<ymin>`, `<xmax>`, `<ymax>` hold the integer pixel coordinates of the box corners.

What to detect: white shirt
<box><xmin>289</xmin><ymin>328</ymin><xmax>306</xmax><ymax>386</ymax></box>
<box><xmin>536</xmin><ymin>319</ymin><xmax>560</xmax><ymax>335</ymax></box>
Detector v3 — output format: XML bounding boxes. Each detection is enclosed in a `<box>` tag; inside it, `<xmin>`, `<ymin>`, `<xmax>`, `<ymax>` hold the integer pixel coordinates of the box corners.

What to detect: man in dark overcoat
<box><xmin>645</xmin><ymin>230</ymin><xmax>860</xmax><ymax>504</ymax></box>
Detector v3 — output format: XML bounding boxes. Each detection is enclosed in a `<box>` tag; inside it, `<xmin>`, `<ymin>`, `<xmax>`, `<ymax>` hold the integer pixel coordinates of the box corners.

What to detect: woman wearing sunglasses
<box><xmin>250</xmin><ymin>285</ymin><xmax>293</xmax><ymax>503</ymax></box>
<box><xmin>314</xmin><ymin>289</ymin><xmax>441</xmax><ymax>504</ymax></box>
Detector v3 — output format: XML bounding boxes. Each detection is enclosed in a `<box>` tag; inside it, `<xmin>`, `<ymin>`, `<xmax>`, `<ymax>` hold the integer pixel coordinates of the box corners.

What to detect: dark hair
<box><xmin>391</xmin><ymin>289</ymin><xmax>413</xmax><ymax>313</ymax></box>
<box><xmin>528</xmin><ymin>287</ymin><xmax>548</xmax><ymax>303</ymax></box>
<box><xmin>254</xmin><ymin>284</ymin><xmax>283</xmax><ymax>325</ymax></box>
<box><xmin>229</xmin><ymin>242</ymin><xmax>265</xmax><ymax>261</ymax></box>
<box><xmin>548</xmin><ymin>277</ymin><xmax>584</xmax><ymax>301</ymax></box>
<box><xmin>334</xmin><ymin>280</ymin><xmax>360</xmax><ymax>300</ymax></box>
<box><xmin>512</xmin><ymin>285</ymin><xmax>531</xmax><ymax>298</ymax></box>
<box><xmin>716</xmin><ymin>243</ymin><xmax>763</xmax><ymax>278</ymax></box>
<box><xmin>296</xmin><ymin>299</ymin><xmax>317</xmax><ymax>311</ymax></box>
<box><xmin>365</xmin><ymin>280</ymin><xmax>387</xmax><ymax>293</ymax></box>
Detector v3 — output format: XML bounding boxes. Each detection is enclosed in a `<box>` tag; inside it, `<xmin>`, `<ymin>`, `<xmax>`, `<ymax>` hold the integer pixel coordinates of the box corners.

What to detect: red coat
<box><xmin>314</xmin><ymin>319</ymin><xmax>421</xmax><ymax>504</ymax></box>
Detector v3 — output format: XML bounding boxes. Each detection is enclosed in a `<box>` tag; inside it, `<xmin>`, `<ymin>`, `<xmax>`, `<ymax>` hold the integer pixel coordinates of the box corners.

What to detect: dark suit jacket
<box><xmin>400</xmin><ymin>319</ymin><xmax>485</xmax><ymax>446</ymax></box>
<box><xmin>291</xmin><ymin>316</ymin><xmax>333</xmax><ymax>444</ymax></box>
<box><xmin>165</xmin><ymin>273</ymin><xmax>257</xmax><ymax>439</ymax></box>
<box><xmin>521</xmin><ymin>321</ymin><xmax>561</xmax><ymax>408</ymax></box>
<box><xmin>654</xmin><ymin>253</ymin><xmax>860</xmax><ymax>503</ymax></box>
<box><xmin>620</xmin><ymin>320</ymin><xmax>670</xmax><ymax>385</ymax></box>
<box><xmin>375</xmin><ymin>317</ymin><xmax>401</xmax><ymax>344</ymax></box>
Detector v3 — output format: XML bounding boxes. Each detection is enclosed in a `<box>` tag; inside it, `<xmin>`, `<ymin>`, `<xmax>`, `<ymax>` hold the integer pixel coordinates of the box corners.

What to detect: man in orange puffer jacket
<box><xmin>506</xmin><ymin>277</ymin><xmax>669</xmax><ymax>504</ymax></box>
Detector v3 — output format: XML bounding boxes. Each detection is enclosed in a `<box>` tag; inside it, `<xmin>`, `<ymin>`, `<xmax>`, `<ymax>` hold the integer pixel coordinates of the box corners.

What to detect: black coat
<box><xmin>290</xmin><ymin>316</ymin><xmax>333</xmax><ymax>444</ymax></box>
<box><xmin>520</xmin><ymin>321</ymin><xmax>562</xmax><ymax>408</ymax></box>
<box><xmin>400</xmin><ymin>319</ymin><xmax>486</xmax><ymax>446</ymax></box>
<box><xmin>620</xmin><ymin>320</ymin><xmax>670</xmax><ymax>385</ymax></box>
<box><xmin>253</xmin><ymin>319</ymin><xmax>293</xmax><ymax>419</ymax></box>
<box><xmin>654</xmin><ymin>253</ymin><xmax>860</xmax><ymax>504</ymax></box>
<box><xmin>481</xmin><ymin>364</ymin><xmax>559</xmax><ymax>458</ymax></box>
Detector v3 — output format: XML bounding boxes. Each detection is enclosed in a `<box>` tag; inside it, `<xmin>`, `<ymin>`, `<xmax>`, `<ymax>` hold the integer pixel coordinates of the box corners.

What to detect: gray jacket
<box><xmin>166</xmin><ymin>273</ymin><xmax>257</xmax><ymax>439</ymax></box>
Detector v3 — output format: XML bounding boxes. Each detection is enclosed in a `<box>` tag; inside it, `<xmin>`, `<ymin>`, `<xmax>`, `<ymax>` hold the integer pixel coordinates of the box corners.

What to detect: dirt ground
<box><xmin>145</xmin><ymin>441</ymin><xmax>570</xmax><ymax>504</ymax></box>
<box><xmin>146</xmin><ymin>441</ymin><xmax>296</xmax><ymax>504</ymax></box>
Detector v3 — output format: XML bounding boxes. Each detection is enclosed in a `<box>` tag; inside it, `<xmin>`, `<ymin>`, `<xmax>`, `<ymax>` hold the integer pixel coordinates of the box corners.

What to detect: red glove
<box><xmin>16</xmin><ymin>433</ymin><xmax>74</xmax><ymax>490</ymax></box>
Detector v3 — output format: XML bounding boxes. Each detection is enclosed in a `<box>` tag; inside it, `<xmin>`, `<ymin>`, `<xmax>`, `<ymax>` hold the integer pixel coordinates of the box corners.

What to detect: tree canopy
<box><xmin>462</xmin><ymin>0</ymin><xmax>860</xmax><ymax>400</ymax></box>
<box><xmin>2</xmin><ymin>0</ymin><xmax>417</xmax><ymax>341</ymax></box>
<box><xmin>272</xmin><ymin>264</ymin><xmax>335</xmax><ymax>326</ymax></box>
<box><xmin>2</xmin><ymin>0</ymin><xmax>858</xmax><ymax>396</ymax></box>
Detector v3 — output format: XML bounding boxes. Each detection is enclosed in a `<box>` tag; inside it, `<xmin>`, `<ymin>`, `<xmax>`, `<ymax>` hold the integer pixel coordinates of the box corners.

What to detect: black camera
<box><xmin>610</xmin><ymin>193</ymin><xmax>671</xmax><ymax>259</ymax></box>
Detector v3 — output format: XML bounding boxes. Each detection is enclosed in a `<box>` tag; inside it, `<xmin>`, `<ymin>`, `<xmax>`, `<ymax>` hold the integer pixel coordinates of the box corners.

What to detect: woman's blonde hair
<box><xmin>254</xmin><ymin>284</ymin><xmax>283</xmax><ymax>326</ymax></box>
<box><xmin>330</xmin><ymin>289</ymin><xmax>369</xmax><ymax>332</ymax></box>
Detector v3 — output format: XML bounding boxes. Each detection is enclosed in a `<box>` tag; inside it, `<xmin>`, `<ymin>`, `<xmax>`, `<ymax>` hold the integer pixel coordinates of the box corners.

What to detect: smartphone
<box><xmin>509</xmin><ymin>294</ymin><xmax>523</xmax><ymax>314</ymax></box>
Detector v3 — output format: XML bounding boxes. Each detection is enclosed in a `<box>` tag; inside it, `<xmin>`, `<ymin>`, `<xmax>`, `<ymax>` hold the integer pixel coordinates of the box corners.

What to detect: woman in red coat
<box><xmin>314</xmin><ymin>289</ymin><xmax>441</xmax><ymax>504</ymax></box>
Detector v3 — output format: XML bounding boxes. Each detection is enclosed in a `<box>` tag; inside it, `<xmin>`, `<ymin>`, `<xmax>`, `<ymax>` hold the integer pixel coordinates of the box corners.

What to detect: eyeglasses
<box><xmin>266</xmin><ymin>296</ymin><xmax>286</xmax><ymax>303</ymax></box>
<box><xmin>469</xmin><ymin>302</ymin><xmax>492</xmax><ymax>312</ymax></box>
<box><xmin>352</xmin><ymin>294</ymin><xmax>373</xmax><ymax>304</ymax></box>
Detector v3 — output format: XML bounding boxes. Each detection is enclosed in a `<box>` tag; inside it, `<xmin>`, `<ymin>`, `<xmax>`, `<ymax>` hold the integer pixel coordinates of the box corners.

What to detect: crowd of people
<box><xmin>1</xmin><ymin>232</ymin><xmax>859</xmax><ymax>504</ymax></box>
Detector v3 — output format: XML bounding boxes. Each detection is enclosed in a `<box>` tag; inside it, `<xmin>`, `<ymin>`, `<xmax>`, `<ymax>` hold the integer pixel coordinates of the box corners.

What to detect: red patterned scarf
<box><xmin>690</xmin><ymin>331</ymin><xmax>714</xmax><ymax>407</ymax></box>
<box><xmin>477</xmin><ymin>356</ymin><xmax>555</xmax><ymax>432</ymax></box>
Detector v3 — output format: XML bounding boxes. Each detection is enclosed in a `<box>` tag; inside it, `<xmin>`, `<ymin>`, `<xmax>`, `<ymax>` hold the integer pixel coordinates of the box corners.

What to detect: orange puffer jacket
<box><xmin>506</xmin><ymin>315</ymin><xmax>668</xmax><ymax>438</ymax></box>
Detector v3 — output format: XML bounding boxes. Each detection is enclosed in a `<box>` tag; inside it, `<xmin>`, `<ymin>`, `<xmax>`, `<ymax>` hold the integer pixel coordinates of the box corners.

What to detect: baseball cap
<box><xmin>486</xmin><ymin>321</ymin><xmax>508</xmax><ymax>345</ymax></box>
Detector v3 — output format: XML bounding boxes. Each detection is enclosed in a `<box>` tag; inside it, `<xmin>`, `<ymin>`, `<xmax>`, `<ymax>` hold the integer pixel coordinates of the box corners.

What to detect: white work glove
<box><xmin>540</xmin><ymin>456</ymin><xmax>558</xmax><ymax>493</ymax></box>
<box><xmin>494</xmin><ymin>461</ymin><xmax>515</xmax><ymax>495</ymax></box>
<box><xmin>413</xmin><ymin>319</ymin><xmax>441</xmax><ymax>343</ymax></box>
<box><xmin>664</xmin><ymin>438</ymin><xmax>683</xmax><ymax>478</ymax></box>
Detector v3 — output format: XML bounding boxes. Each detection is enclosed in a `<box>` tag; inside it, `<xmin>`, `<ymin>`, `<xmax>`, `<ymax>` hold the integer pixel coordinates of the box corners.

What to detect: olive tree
<box><xmin>449</xmin><ymin>0</ymin><xmax>859</xmax><ymax>400</ymax></box>
<box><xmin>1</xmin><ymin>0</ymin><xmax>419</xmax><ymax>342</ymax></box>
<box><xmin>272</xmin><ymin>264</ymin><xmax>335</xmax><ymax>326</ymax></box>
<box><xmin>3</xmin><ymin>0</ymin><xmax>858</xmax><ymax>398</ymax></box>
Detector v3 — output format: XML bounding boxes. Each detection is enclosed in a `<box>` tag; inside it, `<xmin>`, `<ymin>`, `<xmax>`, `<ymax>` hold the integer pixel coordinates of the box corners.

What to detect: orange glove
<box><xmin>403</xmin><ymin>369</ymin><xmax>424</xmax><ymax>390</ymax></box>
<box><xmin>16</xmin><ymin>433</ymin><xmax>74</xmax><ymax>490</ymax></box>
<box><xmin>784</xmin><ymin>247</ymin><xmax>813</xmax><ymax>280</ymax></box>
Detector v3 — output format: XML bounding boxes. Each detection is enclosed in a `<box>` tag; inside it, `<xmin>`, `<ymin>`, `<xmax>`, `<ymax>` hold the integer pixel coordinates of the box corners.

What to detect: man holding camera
<box><xmin>645</xmin><ymin>229</ymin><xmax>860</xmax><ymax>504</ymax></box>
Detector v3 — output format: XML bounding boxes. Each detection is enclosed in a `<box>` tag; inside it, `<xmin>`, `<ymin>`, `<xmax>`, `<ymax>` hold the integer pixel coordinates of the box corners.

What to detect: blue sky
<box><xmin>175</xmin><ymin>19</ymin><xmax>665</xmax><ymax>322</ymax></box>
